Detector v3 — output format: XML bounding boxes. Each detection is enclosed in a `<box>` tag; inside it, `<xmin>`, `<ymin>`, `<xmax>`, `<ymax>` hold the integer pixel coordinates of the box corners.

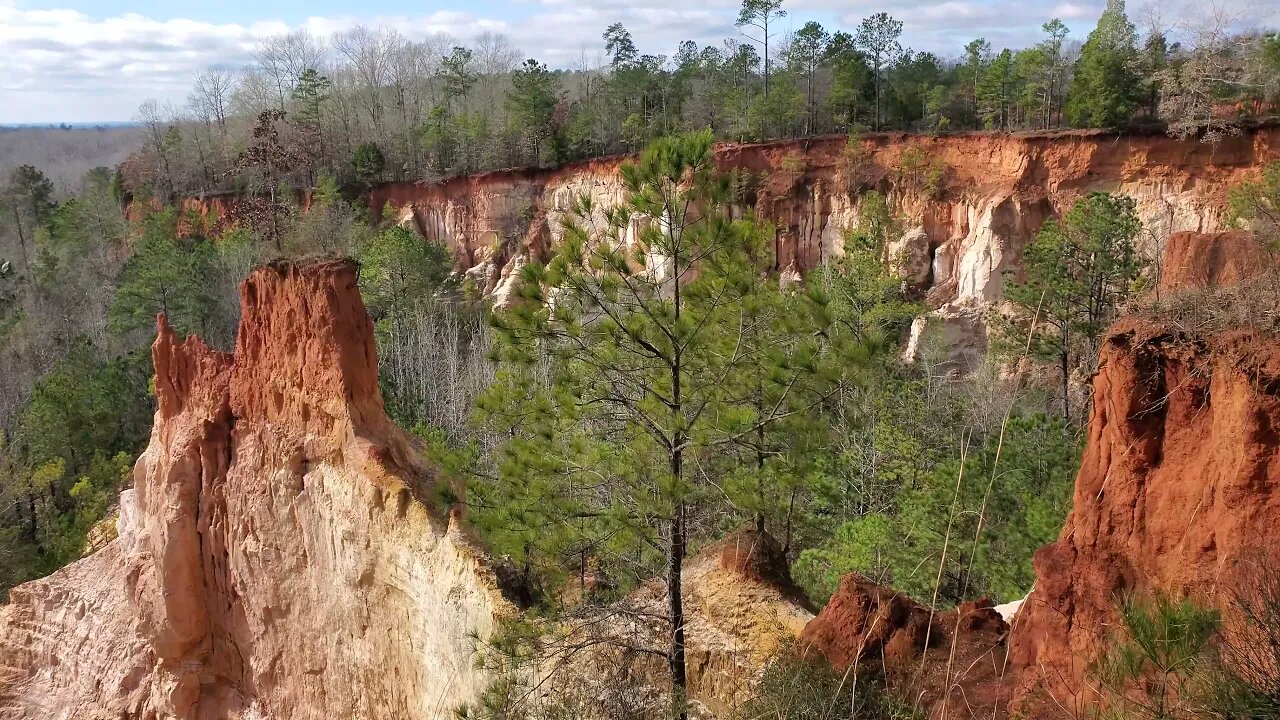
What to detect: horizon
<box><xmin>3</xmin><ymin>0</ymin><xmax>1275</xmax><ymax>125</ymax></box>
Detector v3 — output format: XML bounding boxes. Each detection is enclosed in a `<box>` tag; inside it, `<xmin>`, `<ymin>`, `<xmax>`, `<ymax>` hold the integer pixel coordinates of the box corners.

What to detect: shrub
<box><xmin>736</xmin><ymin>643</ymin><xmax>918</xmax><ymax>720</ymax></box>
<box><xmin>895</xmin><ymin>146</ymin><xmax>947</xmax><ymax>199</ymax></box>
<box><xmin>1093</xmin><ymin>593</ymin><xmax>1220</xmax><ymax>720</ymax></box>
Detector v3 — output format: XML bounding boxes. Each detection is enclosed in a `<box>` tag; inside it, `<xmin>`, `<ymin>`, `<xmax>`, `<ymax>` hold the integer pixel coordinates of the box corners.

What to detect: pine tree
<box><xmin>736</xmin><ymin>0</ymin><xmax>787</xmax><ymax>100</ymax></box>
<box><xmin>358</xmin><ymin>225</ymin><xmax>454</xmax><ymax>331</ymax></box>
<box><xmin>507</xmin><ymin>59</ymin><xmax>562</xmax><ymax>165</ymax></box>
<box><xmin>1039</xmin><ymin>19</ymin><xmax>1070</xmax><ymax>128</ymax></box>
<box><xmin>787</xmin><ymin>22</ymin><xmax>830</xmax><ymax>135</ymax></box>
<box><xmin>1</xmin><ymin>166</ymin><xmax>56</xmax><ymax>275</ymax></box>
<box><xmin>1066</xmin><ymin>0</ymin><xmax>1140</xmax><ymax>128</ymax></box>
<box><xmin>1001</xmin><ymin>192</ymin><xmax>1143</xmax><ymax>421</ymax></box>
<box><xmin>977</xmin><ymin>49</ymin><xmax>1015</xmax><ymax>129</ymax></box>
<box><xmin>853</xmin><ymin>13</ymin><xmax>903</xmax><ymax>131</ymax></box>
<box><xmin>962</xmin><ymin>38</ymin><xmax>992</xmax><ymax>125</ymax></box>
<box><xmin>477</xmin><ymin>132</ymin><xmax>859</xmax><ymax>719</ymax></box>
<box><xmin>109</xmin><ymin>208</ymin><xmax>217</xmax><ymax>337</ymax></box>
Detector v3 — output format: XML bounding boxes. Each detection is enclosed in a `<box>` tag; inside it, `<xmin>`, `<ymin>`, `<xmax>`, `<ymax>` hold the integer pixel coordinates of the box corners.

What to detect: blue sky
<box><xmin>0</xmin><ymin>0</ymin><xmax>1272</xmax><ymax>124</ymax></box>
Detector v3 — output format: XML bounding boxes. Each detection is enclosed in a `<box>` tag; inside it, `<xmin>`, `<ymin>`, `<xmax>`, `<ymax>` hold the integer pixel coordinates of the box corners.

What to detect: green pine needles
<box><xmin>475</xmin><ymin>131</ymin><xmax>869</xmax><ymax>718</ymax></box>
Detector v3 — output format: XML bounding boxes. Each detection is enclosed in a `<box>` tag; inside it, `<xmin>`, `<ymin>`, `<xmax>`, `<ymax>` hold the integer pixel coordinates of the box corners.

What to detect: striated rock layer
<box><xmin>1005</xmin><ymin>318</ymin><xmax>1280</xmax><ymax>716</ymax></box>
<box><xmin>0</xmin><ymin>260</ymin><xmax>513</xmax><ymax>720</ymax></box>
<box><xmin>1158</xmin><ymin>229</ymin><xmax>1272</xmax><ymax>293</ymax></box>
<box><xmin>160</xmin><ymin>129</ymin><xmax>1278</xmax><ymax>366</ymax></box>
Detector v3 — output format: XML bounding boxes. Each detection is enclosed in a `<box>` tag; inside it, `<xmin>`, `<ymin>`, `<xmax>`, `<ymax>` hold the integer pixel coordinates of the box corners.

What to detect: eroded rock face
<box><xmin>0</xmin><ymin>260</ymin><xmax>512</xmax><ymax>720</ymax></box>
<box><xmin>367</xmin><ymin>131</ymin><xmax>1276</xmax><ymax>299</ymax></box>
<box><xmin>1005</xmin><ymin>319</ymin><xmax>1280</xmax><ymax>716</ymax></box>
<box><xmin>798</xmin><ymin>574</ymin><xmax>1010</xmax><ymax>719</ymax></box>
<box><xmin>1158</xmin><ymin>229</ymin><xmax>1271</xmax><ymax>292</ymax></box>
<box><xmin>354</xmin><ymin>128</ymin><xmax>1278</xmax><ymax>360</ymax></box>
<box><xmin>533</xmin><ymin>529</ymin><xmax>816</xmax><ymax>719</ymax></box>
<box><xmin>151</xmin><ymin>130</ymin><xmax>1278</xmax><ymax>362</ymax></box>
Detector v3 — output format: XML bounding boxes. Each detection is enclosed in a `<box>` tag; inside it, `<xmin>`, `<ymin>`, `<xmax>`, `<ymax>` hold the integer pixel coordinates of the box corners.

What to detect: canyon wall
<box><xmin>363</xmin><ymin>128</ymin><xmax>1277</xmax><ymax>364</ymax></box>
<box><xmin>1003</xmin><ymin>317</ymin><xmax>1280</xmax><ymax>716</ymax></box>
<box><xmin>789</xmin><ymin>313</ymin><xmax>1280</xmax><ymax>719</ymax></box>
<box><xmin>0</xmin><ymin>261</ymin><xmax>514</xmax><ymax>720</ymax></box>
<box><xmin>159</xmin><ymin>129</ymin><xmax>1277</xmax><ymax>367</ymax></box>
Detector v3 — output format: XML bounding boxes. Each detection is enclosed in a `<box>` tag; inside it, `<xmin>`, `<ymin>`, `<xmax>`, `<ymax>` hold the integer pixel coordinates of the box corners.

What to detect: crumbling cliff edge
<box><xmin>0</xmin><ymin>260</ymin><xmax>514</xmax><ymax>720</ymax></box>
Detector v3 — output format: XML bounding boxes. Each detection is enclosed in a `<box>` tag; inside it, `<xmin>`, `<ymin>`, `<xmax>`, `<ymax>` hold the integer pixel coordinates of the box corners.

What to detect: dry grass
<box><xmin>1133</xmin><ymin>272</ymin><xmax>1280</xmax><ymax>336</ymax></box>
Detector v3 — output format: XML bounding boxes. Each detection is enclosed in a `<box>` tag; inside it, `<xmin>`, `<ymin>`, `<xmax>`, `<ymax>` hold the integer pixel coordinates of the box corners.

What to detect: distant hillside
<box><xmin>0</xmin><ymin>125</ymin><xmax>145</xmax><ymax>194</ymax></box>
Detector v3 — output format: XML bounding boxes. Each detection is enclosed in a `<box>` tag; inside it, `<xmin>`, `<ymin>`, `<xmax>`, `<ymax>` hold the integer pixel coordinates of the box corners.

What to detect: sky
<box><xmin>0</xmin><ymin>0</ymin><xmax>1274</xmax><ymax>124</ymax></box>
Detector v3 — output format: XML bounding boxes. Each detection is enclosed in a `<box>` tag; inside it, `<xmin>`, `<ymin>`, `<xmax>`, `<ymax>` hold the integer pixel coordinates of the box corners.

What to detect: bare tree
<box><xmin>1158</xmin><ymin>5</ymin><xmax>1276</xmax><ymax>141</ymax></box>
<box><xmin>333</xmin><ymin>26</ymin><xmax>400</xmax><ymax>132</ymax></box>
<box><xmin>135</xmin><ymin>99</ymin><xmax>179</xmax><ymax>198</ymax></box>
<box><xmin>189</xmin><ymin>68</ymin><xmax>237</xmax><ymax>137</ymax></box>
<box><xmin>254</xmin><ymin>30</ymin><xmax>327</xmax><ymax>110</ymax></box>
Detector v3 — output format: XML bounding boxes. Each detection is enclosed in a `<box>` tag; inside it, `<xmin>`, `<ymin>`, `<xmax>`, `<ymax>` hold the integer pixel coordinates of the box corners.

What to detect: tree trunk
<box><xmin>667</xmin><ymin>497</ymin><xmax>688</xmax><ymax>720</ymax></box>
<box><xmin>782</xmin><ymin>486</ymin><xmax>797</xmax><ymax>556</ymax></box>
<box><xmin>10</xmin><ymin>207</ymin><xmax>30</xmax><ymax>272</ymax></box>
<box><xmin>1060</xmin><ymin>348</ymin><xmax>1070</xmax><ymax>423</ymax></box>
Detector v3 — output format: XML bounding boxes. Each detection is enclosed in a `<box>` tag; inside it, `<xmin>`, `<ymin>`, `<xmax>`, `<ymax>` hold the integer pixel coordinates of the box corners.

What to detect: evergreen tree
<box><xmin>854</xmin><ymin>13</ymin><xmax>904</xmax><ymax>131</ymax></box>
<box><xmin>1227</xmin><ymin>161</ymin><xmax>1280</xmax><ymax>252</ymax></box>
<box><xmin>736</xmin><ymin>0</ymin><xmax>787</xmax><ymax>100</ymax></box>
<box><xmin>478</xmin><ymin>132</ymin><xmax>859</xmax><ymax>719</ymax></box>
<box><xmin>507</xmin><ymin>59</ymin><xmax>563</xmax><ymax>165</ymax></box>
<box><xmin>1066</xmin><ymin>0</ymin><xmax>1140</xmax><ymax>128</ymax></box>
<box><xmin>962</xmin><ymin>38</ymin><xmax>993</xmax><ymax>125</ymax></box>
<box><xmin>441</xmin><ymin>46</ymin><xmax>477</xmax><ymax>108</ymax></box>
<box><xmin>825</xmin><ymin>32</ymin><xmax>873</xmax><ymax>129</ymax></box>
<box><xmin>351</xmin><ymin>142</ymin><xmax>386</xmax><ymax>186</ymax></box>
<box><xmin>358</xmin><ymin>225</ymin><xmax>454</xmax><ymax>329</ymax></box>
<box><xmin>977</xmin><ymin>49</ymin><xmax>1015</xmax><ymax>129</ymax></box>
<box><xmin>787</xmin><ymin>22</ymin><xmax>830</xmax><ymax>135</ymax></box>
<box><xmin>1039</xmin><ymin>19</ymin><xmax>1071</xmax><ymax>127</ymax></box>
<box><xmin>1</xmin><ymin>165</ymin><xmax>57</xmax><ymax>274</ymax></box>
<box><xmin>603</xmin><ymin>23</ymin><xmax>639</xmax><ymax>68</ymax></box>
<box><xmin>109</xmin><ymin>208</ymin><xmax>216</xmax><ymax>337</ymax></box>
<box><xmin>291</xmin><ymin>69</ymin><xmax>331</xmax><ymax>127</ymax></box>
<box><xmin>1001</xmin><ymin>192</ymin><xmax>1143</xmax><ymax>421</ymax></box>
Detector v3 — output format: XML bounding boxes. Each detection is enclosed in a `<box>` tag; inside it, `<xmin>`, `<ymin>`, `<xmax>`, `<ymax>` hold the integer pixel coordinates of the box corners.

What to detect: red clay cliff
<box><xmin>1004</xmin><ymin>317</ymin><xmax>1280</xmax><ymax>716</ymax></box>
<box><xmin>0</xmin><ymin>261</ymin><xmax>513</xmax><ymax>720</ymax></box>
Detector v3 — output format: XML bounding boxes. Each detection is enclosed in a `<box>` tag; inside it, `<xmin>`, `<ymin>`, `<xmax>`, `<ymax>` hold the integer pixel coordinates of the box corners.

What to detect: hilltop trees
<box><xmin>507</xmin><ymin>59</ymin><xmax>563</xmax><ymax>165</ymax></box>
<box><xmin>854</xmin><ymin>13</ymin><xmax>905</xmax><ymax>131</ymax></box>
<box><xmin>1066</xmin><ymin>0</ymin><xmax>1141</xmax><ymax>128</ymax></box>
<box><xmin>736</xmin><ymin>0</ymin><xmax>787</xmax><ymax>99</ymax></box>
<box><xmin>111</xmin><ymin>2</ymin><xmax>1280</xmax><ymax>202</ymax></box>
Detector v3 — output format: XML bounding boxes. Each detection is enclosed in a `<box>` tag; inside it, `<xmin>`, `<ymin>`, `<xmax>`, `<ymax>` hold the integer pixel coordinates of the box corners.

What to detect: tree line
<box><xmin>120</xmin><ymin>0</ymin><xmax>1280</xmax><ymax>201</ymax></box>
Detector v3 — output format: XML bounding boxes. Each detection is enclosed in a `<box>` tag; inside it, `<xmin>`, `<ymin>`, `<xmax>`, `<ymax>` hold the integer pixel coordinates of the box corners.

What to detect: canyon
<box><xmin>6</xmin><ymin>128</ymin><xmax>1280</xmax><ymax>719</ymax></box>
<box><xmin>7</xmin><ymin>258</ymin><xmax>1280</xmax><ymax>719</ymax></box>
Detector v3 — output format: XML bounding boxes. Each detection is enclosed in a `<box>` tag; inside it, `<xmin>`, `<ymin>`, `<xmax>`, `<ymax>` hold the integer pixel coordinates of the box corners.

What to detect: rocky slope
<box><xmin>0</xmin><ymin>264</ymin><xmax>815</xmax><ymax>720</ymax></box>
<box><xmin>799</xmin><ymin>574</ymin><xmax>1011</xmax><ymax>718</ymax></box>
<box><xmin>792</xmin><ymin>311</ymin><xmax>1280</xmax><ymax>719</ymax></box>
<box><xmin>0</xmin><ymin>261</ymin><xmax>514</xmax><ymax>720</ymax></box>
